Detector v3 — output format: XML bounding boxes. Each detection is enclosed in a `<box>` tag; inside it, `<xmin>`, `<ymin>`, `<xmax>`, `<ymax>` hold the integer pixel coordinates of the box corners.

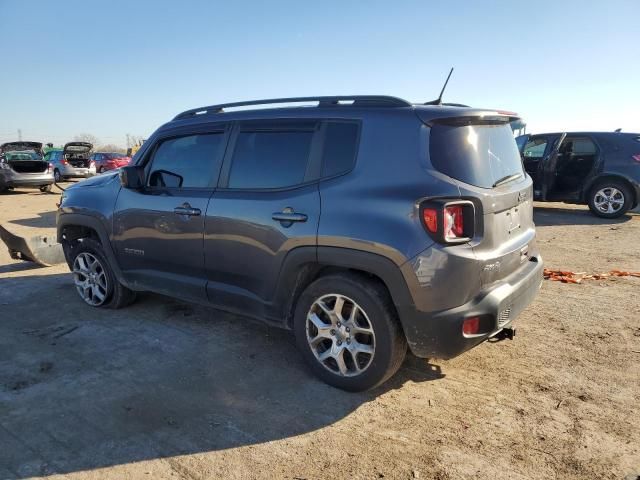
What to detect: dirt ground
<box><xmin>0</xmin><ymin>185</ymin><xmax>638</xmax><ymax>480</ymax></box>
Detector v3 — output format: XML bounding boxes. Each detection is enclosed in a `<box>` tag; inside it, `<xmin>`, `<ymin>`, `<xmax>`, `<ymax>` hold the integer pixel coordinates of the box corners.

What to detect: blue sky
<box><xmin>0</xmin><ymin>0</ymin><xmax>638</xmax><ymax>147</ymax></box>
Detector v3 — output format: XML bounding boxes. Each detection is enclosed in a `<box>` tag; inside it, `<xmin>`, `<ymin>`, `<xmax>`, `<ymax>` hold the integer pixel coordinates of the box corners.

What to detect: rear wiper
<box><xmin>492</xmin><ymin>173</ymin><xmax>522</xmax><ymax>188</ymax></box>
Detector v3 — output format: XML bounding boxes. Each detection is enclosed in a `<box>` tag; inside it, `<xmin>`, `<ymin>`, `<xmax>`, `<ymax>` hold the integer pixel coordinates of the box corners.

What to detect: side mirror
<box><xmin>119</xmin><ymin>165</ymin><xmax>144</xmax><ymax>189</ymax></box>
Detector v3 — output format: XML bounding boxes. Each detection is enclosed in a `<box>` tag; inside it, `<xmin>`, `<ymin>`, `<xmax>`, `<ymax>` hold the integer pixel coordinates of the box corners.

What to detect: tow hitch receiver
<box><xmin>491</xmin><ymin>327</ymin><xmax>516</xmax><ymax>342</ymax></box>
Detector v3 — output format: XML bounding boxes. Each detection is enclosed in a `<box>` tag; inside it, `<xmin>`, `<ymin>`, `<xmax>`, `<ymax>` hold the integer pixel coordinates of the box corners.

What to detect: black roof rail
<box><xmin>173</xmin><ymin>95</ymin><xmax>412</xmax><ymax>120</ymax></box>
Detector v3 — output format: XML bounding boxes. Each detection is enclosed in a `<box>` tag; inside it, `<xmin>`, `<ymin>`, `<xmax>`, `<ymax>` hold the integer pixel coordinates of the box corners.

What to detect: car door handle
<box><xmin>174</xmin><ymin>205</ymin><xmax>201</xmax><ymax>216</ymax></box>
<box><xmin>272</xmin><ymin>209</ymin><xmax>307</xmax><ymax>223</ymax></box>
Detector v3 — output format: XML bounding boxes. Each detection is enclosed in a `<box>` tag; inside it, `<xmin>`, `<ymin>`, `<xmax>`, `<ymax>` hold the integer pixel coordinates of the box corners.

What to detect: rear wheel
<box><xmin>293</xmin><ymin>273</ymin><xmax>407</xmax><ymax>391</ymax></box>
<box><xmin>39</xmin><ymin>185</ymin><xmax>52</xmax><ymax>193</ymax></box>
<box><xmin>68</xmin><ymin>238</ymin><xmax>136</xmax><ymax>309</ymax></box>
<box><xmin>588</xmin><ymin>180</ymin><xmax>632</xmax><ymax>218</ymax></box>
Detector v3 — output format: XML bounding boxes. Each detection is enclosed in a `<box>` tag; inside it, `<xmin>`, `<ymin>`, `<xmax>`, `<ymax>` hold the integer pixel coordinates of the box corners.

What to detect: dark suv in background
<box><xmin>57</xmin><ymin>96</ymin><xmax>543</xmax><ymax>391</ymax></box>
<box><xmin>517</xmin><ymin>131</ymin><xmax>640</xmax><ymax>217</ymax></box>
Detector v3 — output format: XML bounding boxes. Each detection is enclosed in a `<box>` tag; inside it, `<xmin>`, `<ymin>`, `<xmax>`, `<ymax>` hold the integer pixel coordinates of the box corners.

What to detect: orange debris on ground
<box><xmin>543</xmin><ymin>268</ymin><xmax>640</xmax><ymax>284</ymax></box>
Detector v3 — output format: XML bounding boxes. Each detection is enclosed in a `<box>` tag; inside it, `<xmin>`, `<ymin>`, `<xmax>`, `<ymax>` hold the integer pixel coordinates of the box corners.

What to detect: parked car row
<box><xmin>0</xmin><ymin>140</ymin><xmax>131</xmax><ymax>193</ymax></box>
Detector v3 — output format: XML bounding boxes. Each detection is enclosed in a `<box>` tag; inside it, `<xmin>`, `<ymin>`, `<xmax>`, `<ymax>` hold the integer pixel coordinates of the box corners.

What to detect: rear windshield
<box><xmin>429</xmin><ymin>123</ymin><xmax>524</xmax><ymax>188</ymax></box>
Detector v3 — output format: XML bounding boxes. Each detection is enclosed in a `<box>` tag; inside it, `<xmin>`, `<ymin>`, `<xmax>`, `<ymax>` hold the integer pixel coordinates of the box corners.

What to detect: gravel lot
<box><xmin>1</xmin><ymin>185</ymin><xmax>639</xmax><ymax>480</ymax></box>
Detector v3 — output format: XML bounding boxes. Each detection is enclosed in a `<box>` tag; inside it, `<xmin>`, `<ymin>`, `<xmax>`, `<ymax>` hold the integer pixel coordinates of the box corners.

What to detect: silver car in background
<box><xmin>46</xmin><ymin>142</ymin><xmax>96</xmax><ymax>182</ymax></box>
<box><xmin>0</xmin><ymin>141</ymin><xmax>54</xmax><ymax>193</ymax></box>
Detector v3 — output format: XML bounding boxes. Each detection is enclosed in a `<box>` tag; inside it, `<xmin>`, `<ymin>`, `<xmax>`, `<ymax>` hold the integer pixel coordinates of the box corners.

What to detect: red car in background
<box><xmin>90</xmin><ymin>152</ymin><xmax>131</xmax><ymax>173</ymax></box>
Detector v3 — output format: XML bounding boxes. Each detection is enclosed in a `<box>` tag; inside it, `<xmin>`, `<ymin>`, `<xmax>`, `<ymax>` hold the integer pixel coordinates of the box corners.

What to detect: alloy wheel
<box><xmin>593</xmin><ymin>187</ymin><xmax>625</xmax><ymax>214</ymax></box>
<box><xmin>306</xmin><ymin>294</ymin><xmax>376</xmax><ymax>377</ymax></box>
<box><xmin>72</xmin><ymin>252</ymin><xmax>109</xmax><ymax>306</ymax></box>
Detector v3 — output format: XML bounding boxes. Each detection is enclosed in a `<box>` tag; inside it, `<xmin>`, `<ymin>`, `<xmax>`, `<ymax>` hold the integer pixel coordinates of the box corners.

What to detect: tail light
<box><xmin>632</xmin><ymin>154</ymin><xmax>640</xmax><ymax>163</ymax></box>
<box><xmin>47</xmin><ymin>162</ymin><xmax>53</xmax><ymax>173</ymax></box>
<box><xmin>420</xmin><ymin>200</ymin><xmax>475</xmax><ymax>244</ymax></box>
<box><xmin>462</xmin><ymin>316</ymin><xmax>481</xmax><ymax>335</ymax></box>
<box><xmin>61</xmin><ymin>157</ymin><xmax>68</xmax><ymax>165</ymax></box>
<box><xmin>90</xmin><ymin>160</ymin><xmax>96</xmax><ymax>168</ymax></box>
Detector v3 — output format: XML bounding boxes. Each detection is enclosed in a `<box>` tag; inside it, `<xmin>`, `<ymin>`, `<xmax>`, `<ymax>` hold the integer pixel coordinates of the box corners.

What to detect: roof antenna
<box><xmin>425</xmin><ymin>67</ymin><xmax>454</xmax><ymax>105</ymax></box>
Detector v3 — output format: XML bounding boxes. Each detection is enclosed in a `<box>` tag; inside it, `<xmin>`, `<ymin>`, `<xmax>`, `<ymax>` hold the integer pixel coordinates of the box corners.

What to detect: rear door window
<box><xmin>567</xmin><ymin>138</ymin><xmax>597</xmax><ymax>155</ymax></box>
<box><xmin>227</xmin><ymin>122</ymin><xmax>316</xmax><ymax>189</ymax></box>
<box><xmin>429</xmin><ymin>123</ymin><xmax>524</xmax><ymax>188</ymax></box>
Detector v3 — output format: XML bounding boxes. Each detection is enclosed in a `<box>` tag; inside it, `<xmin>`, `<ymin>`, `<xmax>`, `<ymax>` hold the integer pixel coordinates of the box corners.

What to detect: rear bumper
<box><xmin>60</xmin><ymin>166</ymin><xmax>96</xmax><ymax>178</ymax></box>
<box><xmin>398</xmin><ymin>255</ymin><xmax>543</xmax><ymax>359</ymax></box>
<box><xmin>0</xmin><ymin>171</ymin><xmax>54</xmax><ymax>188</ymax></box>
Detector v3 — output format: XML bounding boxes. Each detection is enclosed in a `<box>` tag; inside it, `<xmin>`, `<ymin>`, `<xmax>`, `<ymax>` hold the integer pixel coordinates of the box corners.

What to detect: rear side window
<box><xmin>147</xmin><ymin>133</ymin><xmax>225</xmax><ymax>189</ymax></box>
<box><xmin>321</xmin><ymin>122</ymin><xmax>359</xmax><ymax>177</ymax></box>
<box><xmin>228</xmin><ymin>130</ymin><xmax>313</xmax><ymax>189</ymax></box>
<box><xmin>429</xmin><ymin>123</ymin><xmax>524</xmax><ymax>188</ymax></box>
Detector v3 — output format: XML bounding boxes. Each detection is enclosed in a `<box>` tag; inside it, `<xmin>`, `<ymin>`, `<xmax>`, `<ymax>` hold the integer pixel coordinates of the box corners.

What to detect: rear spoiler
<box><xmin>414</xmin><ymin>107</ymin><xmax>520</xmax><ymax>127</ymax></box>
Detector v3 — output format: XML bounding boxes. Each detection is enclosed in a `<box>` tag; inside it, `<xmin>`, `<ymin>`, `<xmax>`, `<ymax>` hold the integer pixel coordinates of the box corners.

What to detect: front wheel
<box><xmin>98</xmin><ymin>166</ymin><xmax>105</xmax><ymax>174</ymax></box>
<box><xmin>68</xmin><ymin>238</ymin><xmax>136</xmax><ymax>309</ymax></box>
<box><xmin>588</xmin><ymin>181</ymin><xmax>632</xmax><ymax>218</ymax></box>
<box><xmin>293</xmin><ymin>273</ymin><xmax>407</xmax><ymax>391</ymax></box>
<box><xmin>54</xmin><ymin>169</ymin><xmax>62</xmax><ymax>183</ymax></box>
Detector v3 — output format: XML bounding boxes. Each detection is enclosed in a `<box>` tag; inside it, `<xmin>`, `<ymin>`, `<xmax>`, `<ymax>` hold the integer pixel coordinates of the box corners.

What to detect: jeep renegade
<box><xmin>57</xmin><ymin>96</ymin><xmax>543</xmax><ymax>391</ymax></box>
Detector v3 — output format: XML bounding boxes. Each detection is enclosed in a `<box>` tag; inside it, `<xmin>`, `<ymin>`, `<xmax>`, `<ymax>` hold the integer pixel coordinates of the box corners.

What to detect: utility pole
<box><xmin>17</xmin><ymin>129</ymin><xmax>22</xmax><ymax>141</ymax></box>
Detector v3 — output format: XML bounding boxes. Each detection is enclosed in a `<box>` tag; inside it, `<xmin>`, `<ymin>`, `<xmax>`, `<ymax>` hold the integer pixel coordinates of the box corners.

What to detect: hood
<box><xmin>68</xmin><ymin>170</ymin><xmax>119</xmax><ymax>189</ymax></box>
<box><xmin>63</xmin><ymin>142</ymin><xmax>93</xmax><ymax>154</ymax></box>
<box><xmin>0</xmin><ymin>141</ymin><xmax>43</xmax><ymax>154</ymax></box>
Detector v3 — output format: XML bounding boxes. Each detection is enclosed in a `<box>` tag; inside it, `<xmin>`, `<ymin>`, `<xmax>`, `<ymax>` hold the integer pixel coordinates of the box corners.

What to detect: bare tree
<box><xmin>73</xmin><ymin>133</ymin><xmax>100</xmax><ymax>146</ymax></box>
<box><xmin>96</xmin><ymin>143</ymin><xmax>127</xmax><ymax>154</ymax></box>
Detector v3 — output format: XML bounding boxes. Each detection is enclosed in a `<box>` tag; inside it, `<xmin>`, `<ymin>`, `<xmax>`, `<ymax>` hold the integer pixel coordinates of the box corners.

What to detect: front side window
<box><xmin>228</xmin><ymin>129</ymin><xmax>314</xmax><ymax>189</ymax></box>
<box><xmin>147</xmin><ymin>133</ymin><xmax>225</xmax><ymax>189</ymax></box>
<box><xmin>523</xmin><ymin>137</ymin><xmax>548</xmax><ymax>158</ymax></box>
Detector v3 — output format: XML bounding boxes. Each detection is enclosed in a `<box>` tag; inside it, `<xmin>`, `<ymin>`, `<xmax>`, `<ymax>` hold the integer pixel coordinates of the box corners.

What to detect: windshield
<box><xmin>5</xmin><ymin>150</ymin><xmax>43</xmax><ymax>161</ymax></box>
<box><xmin>429</xmin><ymin>123</ymin><xmax>524</xmax><ymax>188</ymax></box>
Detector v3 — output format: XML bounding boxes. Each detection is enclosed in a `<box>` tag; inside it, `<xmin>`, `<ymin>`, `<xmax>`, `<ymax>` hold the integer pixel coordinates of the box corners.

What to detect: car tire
<box><xmin>587</xmin><ymin>180</ymin><xmax>633</xmax><ymax>218</ymax></box>
<box><xmin>54</xmin><ymin>169</ymin><xmax>62</xmax><ymax>183</ymax></box>
<box><xmin>293</xmin><ymin>273</ymin><xmax>407</xmax><ymax>391</ymax></box>
<box><xmin>68</xmin><ymin>238</ymin><xmax>137</xmax><ymax>309</ymax></box>
<box><xmin>98</xmin><ymin>166</ymin><xmax>105</xmax><ymax>174</ymax></box>
<box><xmin>39</xmin><ymin>185</ymin><xmax>52</xmax><ymax>193</ymax></box>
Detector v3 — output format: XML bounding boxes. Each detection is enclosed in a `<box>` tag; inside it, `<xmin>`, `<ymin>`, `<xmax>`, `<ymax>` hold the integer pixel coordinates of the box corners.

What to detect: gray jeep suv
<box><xmin>57</xmin><ymin>96</ymin><xmax>543</xmax><ymax>391</ymax></box>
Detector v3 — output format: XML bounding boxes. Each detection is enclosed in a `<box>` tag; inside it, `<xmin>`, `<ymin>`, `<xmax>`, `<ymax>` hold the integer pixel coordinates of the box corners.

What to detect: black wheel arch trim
<box><xmin>582</xmin><ymin>173</ymin><xmax>639</xmax><ymax>206</ymax></box>
<box><xmin>57</xmin><ymin>213</ymin><xmax>128</xmax><ymax>286</ymax></box>
<box><xmin>273</xmin><ymin>246</ymin><xmax>414</xmax><ymax>329</ymax></box>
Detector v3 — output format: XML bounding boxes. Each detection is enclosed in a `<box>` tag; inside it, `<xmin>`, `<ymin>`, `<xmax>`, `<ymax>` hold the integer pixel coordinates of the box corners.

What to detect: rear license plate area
<box><xmin>506</xmin><ymin>205</ymin><xmax>521</xmax><ymax>234</ymax></box>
